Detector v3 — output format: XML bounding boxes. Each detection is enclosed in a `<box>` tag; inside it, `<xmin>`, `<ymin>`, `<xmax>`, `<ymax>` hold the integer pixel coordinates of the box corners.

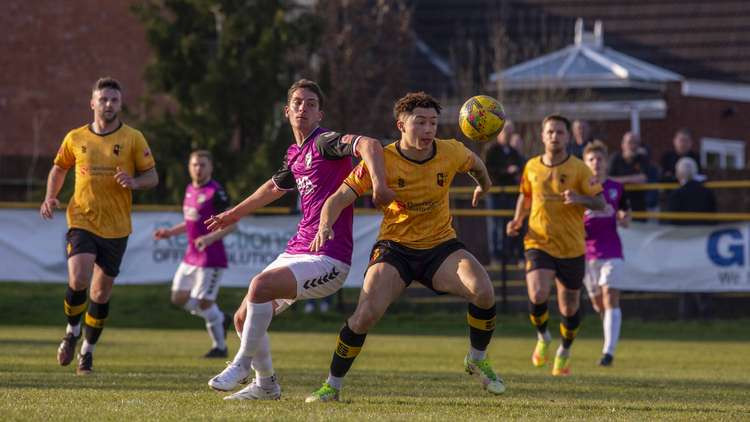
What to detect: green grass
<box><xmin>2</xmin><ymin>283</ymin><xmax>750</xmax><ymax>419</ymax></box>
<box><xmin>1</xmin><ymin>324</ymin><xmax>749</xmax><ymax>421</ymax></box>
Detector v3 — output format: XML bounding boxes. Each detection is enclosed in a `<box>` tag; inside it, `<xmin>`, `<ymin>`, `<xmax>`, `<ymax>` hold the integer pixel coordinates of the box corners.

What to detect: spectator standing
<box><xmin>483</xmin><ymin>121</ymin><xmax>525</xmax><ymax>262</ymax></box>
<box><xmin>660</xmin><ymin>129</ymin><xmax>702</xmax><ymax>182</ymax></box>
<box><xmin>609</xmin><ymin>132</ymin><xmax>649</xmax><ymax>219</ymax></box>
<box><xmin>568</xmin><ymin>120</ymin><xmax>592</xmax><ymax>159</ymax></box>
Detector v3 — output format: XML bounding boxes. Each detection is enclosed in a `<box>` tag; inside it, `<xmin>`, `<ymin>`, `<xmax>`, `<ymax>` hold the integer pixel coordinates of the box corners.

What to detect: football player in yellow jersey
<box><xmin>305</xmin><ymin>92</ymin><xmax>505</xmax><ymax>403</ymax></box>
<box><xmin>506</xmin><ymin>115</ymin><xmax>604</xmax><ymax>376</ymax></box>
<box><xmin>40</xmin><ymin>77</ymin><xmax>158</xmax><ymax>375</ymax></box>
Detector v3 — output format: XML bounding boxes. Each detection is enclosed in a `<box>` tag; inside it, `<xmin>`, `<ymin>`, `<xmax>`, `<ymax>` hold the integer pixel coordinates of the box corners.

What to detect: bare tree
<box><xmin>311</xmin><ymin>0</ymin><xmax>414</xmax><ymax>139</ymax></box>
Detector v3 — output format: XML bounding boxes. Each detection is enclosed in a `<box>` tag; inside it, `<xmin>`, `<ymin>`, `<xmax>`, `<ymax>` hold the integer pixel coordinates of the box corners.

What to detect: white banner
<box><xmin>0</xmin><ymin>209</ymin><xmax>382</xmax><ymax>287</ymax></box>
<box><xmin>617</xmin><ymin>222</ymin><xmax>750</xmax><ymax>292</ymax></box>
<box><xmin>3</xmin><ymin>210</ymin><xmax>750</xmax><ymax>292</ymax></box>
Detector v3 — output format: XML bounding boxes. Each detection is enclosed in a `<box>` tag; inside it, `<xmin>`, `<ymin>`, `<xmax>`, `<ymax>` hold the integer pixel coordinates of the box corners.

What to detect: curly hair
<box><xmin>393</xmin><ymin>92</ymin><xmax>441</xmax><ymax>120</ymax></box>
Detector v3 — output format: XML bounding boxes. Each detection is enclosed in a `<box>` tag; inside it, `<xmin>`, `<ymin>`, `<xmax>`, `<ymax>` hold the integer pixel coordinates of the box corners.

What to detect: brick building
<box><xmin>0</xmin><ymin>0</ymin><xmax>150</xmax><ymax>200</ymax></box>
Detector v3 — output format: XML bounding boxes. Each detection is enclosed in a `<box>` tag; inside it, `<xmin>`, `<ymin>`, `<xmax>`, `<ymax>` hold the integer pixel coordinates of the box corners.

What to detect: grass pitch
<box><xmin>1</xmin><ymin>322</ymin><xmax>749</xmax><ymax>421</ymax></box>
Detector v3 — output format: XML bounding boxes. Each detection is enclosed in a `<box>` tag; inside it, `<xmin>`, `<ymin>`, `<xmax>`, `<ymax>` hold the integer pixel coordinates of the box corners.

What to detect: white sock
<box><xmin>198</xmin><ymin>304</ymin><xmax>226</xmax><ymax>350</ymax></box>
<box><xmin>603</xmin><ymin>308</ymin><xmax>622</xmax><ymax>356</ymax></box>
<box><xmin>469</xmin><ymin>346</ymin><xmax>486</xmax><ymax>361</ymax></box>
<box><xmin>80</xmin><ymin>339</ymin><xmax>95</xmax><ymax>355</ymax></box>
<box><xmin>326</xmin><ymin>374</ymin><xmax>343</xmax><ymax>390</ymax></box>
<box><xmin>538</xmin><ymin>329</ymin><xmax>551</xmax><ymax>343</ymax></box>
<box><xmin>556</xmin><ymin>345</ymin><xmax>570</xmax><ymax>358</ymax></box>
<box><xmin>66</xmin><ymin>323</ymin><xmax>81</xmax><ymax>337</ymax></box>
<box><xmin>234</xmin><ymin>300</ymin><xmax>273</xmax><ymax>364</ymax></box>
<box><xmin>251</xmin><ymin>333</ymin><xmax>274</xmax><ymax>379</ymax></box>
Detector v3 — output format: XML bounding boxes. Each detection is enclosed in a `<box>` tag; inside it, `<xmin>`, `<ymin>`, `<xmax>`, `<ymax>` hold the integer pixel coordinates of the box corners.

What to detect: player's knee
<box><xmin>471</xmin><ymin>283</ymin><xmax>495</xmax><ymax>309</ymax></box>
<box><xmin>248</xmin><ymin>274</ymin><xmax>271</xmax><ymax>302</ymax></box>
<box><xmin>170</xmin><ymin>293</ymin><xmax>186</xmax><ymax>306</ymax></box>
<box><xmin>529</xmin><ymin>289</ymin><xmax>547</xmax><ymax>304</ymax></box>
<box><xmin>89</xmin><ymin>287</ymin><xmax>110</xmax><ymax>304</ymax></box>
<box><xmin>69</xmin><ymin>277</ymin><xmax>89</xmax><ymax>291</ymax></box>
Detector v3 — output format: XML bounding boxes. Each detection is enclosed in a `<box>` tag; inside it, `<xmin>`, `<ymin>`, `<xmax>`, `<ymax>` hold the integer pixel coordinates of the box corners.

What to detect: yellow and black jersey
<box><xmin>54</xmin><ymin>123</ymin><xmax>156</xmax><ymax>238</ymax></box>
<box><xmin>520</xmin><ymin>154</ymin><xmax>602</xmax><ymax>258</ymax></box>
<box><xmin>345</xmin><ymin>138</ymin><xmax>474</xmax><ymax>249</ymax></box>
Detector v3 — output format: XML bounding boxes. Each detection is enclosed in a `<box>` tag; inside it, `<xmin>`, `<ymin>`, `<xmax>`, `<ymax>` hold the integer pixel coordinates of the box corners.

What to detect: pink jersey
<box><xmin>183</xmin><ymin>180</ymin><xmax>230</xmax><ymax>267</ymax></box>
<box><xmin>271</xmin><ymin>127</ymin><xmax>361</xmax><ymax>265</ymax></box>
<box><xmin>584</xmin><ymin>179</ymin><xmax>626</xmax><ymax>260</ymax></box>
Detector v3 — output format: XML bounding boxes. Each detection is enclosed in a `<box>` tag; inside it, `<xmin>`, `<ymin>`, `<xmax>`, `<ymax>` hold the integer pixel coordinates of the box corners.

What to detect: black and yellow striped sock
<box><xmin>528</xmin><ymin>301</ymin><xmax>549</xmax><ymax>335</ymax></box>
<box><xmin>330</xmin><ymin>322</ymin><xmax>367</xmax><ymax>378</ymax></box>
<box><xmin>560</xmin><ymin>309</ymin><xmax>581</xmax><ymax>349</ymax></box>
<box><xmin>83</xmin><ymin>301</ymin><xmax>109</xmax><ymax>346</ymax></box>
<box><xmin>64</xmin><ymin>287</ymin><xmax>87</xmax><ymax>327</ymax></box>
<box><xmin>467</xmin><ymin>303</ymin><xmax>496</xmax><ymax>352</ymax></box>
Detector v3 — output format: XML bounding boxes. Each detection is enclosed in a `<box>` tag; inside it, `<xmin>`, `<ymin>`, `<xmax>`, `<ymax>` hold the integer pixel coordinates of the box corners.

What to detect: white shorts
<box><xmin>264</xmin><ymin>253</ymin><xmax>350</xmax><ymax>315</ymax></box>
<box><xmin>171</xmin><ymin>262</ymin><xmax>224</xmax><ymax>301</ymax></box>
<box><xmin>584</xmin><ymin>258</ymin><xmax>623</xmax><ymax>297</ymax></box>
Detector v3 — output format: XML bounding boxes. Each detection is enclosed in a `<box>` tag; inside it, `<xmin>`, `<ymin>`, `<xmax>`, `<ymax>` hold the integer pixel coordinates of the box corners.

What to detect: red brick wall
<box><xmin>597</xmin><ymin>84</ymin><xmax>750</xmax><ymax>168</ymax></box>
<box><xmin>0</xmin><ymin>0</ymin><xmax>149</xmax><ymax>157</ymax></box>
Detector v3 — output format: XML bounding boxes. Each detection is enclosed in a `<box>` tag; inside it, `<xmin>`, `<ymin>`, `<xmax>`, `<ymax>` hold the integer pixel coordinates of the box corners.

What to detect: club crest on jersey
<box><xmin>305</xmin><ymin>152</ymin><xmax>313</xmax><ymax>169</ymax></box>
<box><xmin>609</xmin><ymin>188</ymin><xmax>618</xmax><ymax>200</ymax></box>
<box><xmin>437</xmin><ymin>172</ymin><xmax>445</xmax><ymax>186</ymax></box>
<box><xmin>81</xmin><ymin>145</ymin><xmax>87</xmax><ymax>154</ymax></box>
<box><xmin>113</xmin><ymin>144</ymin><xmax>121</xmax><ymax>156</ymax></box>
<box><xmin>398</xmin><ymin>178</ymin><xmax>405</xmax><ymax>188</ymax></box>
<box><xmin>197</xmin><ymin>193</ymin><xmax>206</xmax><ymax>204</ymax></box>
<box><xmin>559</xmin><ymin>174</ymin><xmax>567</xmax><ymax>185</ymax></box>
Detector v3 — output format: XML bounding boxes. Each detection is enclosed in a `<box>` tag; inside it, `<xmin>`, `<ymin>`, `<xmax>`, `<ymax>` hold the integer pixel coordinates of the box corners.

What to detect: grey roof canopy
<box><xmin>491</xmin><ymin>19</ymin><xmax>683</xmax><ymax>91</ymax></box>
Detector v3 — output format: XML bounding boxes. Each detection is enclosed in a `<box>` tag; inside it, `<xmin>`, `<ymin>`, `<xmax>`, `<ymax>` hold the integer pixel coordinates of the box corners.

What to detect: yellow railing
<box><xmin>449</xmin><ymin>179</ymin><xmax>750</xmax><ymax>194</ymax></box>
<box><xmin>3</xmin><ymin>179</ymin><xmax>748</xmax><ymax>220</ymax></box>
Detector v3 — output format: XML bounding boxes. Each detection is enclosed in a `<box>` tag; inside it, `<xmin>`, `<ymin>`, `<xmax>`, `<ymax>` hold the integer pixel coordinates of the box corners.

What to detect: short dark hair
<box><xmin>92</xmin><ymin>77</ymin><xmax>121</xmax><ymax>93</ymax></box>
<box><xmin>393</xmin><ymin>92</ymin><xmax>441</xmax><ymax>120</ymax></box>
<box><xmin>287</xmin><ymin>79</ymin><xmax>325</xmax><ymax>109</ymax></box>
<box><xmin>542</xmin><ymin>114</ymin><xmax>571</xmax><ymax>133</ymax></box>
<box><xmin>584</xmin><ymin>139</ymin><xmax>608</xmax><ymax>158</ymax></box>
<box><xmin>190</xmin><ymin>150</ymin><xmax>213</xmax><ymax>163</ymax></box>
<box><xmin>675</xmin><ymin>128</ymin><xmax>692</xmax><ymax>138</ymax></box>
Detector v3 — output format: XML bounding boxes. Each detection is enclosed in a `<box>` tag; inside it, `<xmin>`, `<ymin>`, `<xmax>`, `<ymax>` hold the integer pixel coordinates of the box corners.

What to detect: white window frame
<box><xmin>700</xmin><ymin>137</ymin><xmax>745</xmax><ymax>170</ymax></box>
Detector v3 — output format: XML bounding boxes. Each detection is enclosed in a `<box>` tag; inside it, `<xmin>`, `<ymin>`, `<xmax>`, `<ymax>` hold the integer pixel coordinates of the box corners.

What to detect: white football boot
<box><xmin>208</xmin><ymin>361</ymin><xmax>250</xmax><ymax>391</ymax></box>
<box><xmin>224</xmin><ymin>377</ymin><xmax>281</xmax><ymax>400</ymax></box>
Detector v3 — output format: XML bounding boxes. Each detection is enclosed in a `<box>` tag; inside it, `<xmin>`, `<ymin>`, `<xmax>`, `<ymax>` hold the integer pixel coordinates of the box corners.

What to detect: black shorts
<box><xmin>367</xmin><ymin>239</ymin><xmax>465</xmax><ymax>294</ymax></box>
<box><xmin>66</xmin><ymin>228</ymin><xmax>128</xmax><ymax>277</ymax></box>
<box><xmin>525</xmin><ymin>248</ymin><xmax>584</xmax><ymax>290</ymax></box>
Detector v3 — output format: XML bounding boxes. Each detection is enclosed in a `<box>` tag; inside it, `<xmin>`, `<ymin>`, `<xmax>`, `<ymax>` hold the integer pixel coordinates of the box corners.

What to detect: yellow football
<box><xmin>458</xmin><ymin>95</ymin><xmax>506</xmax><ymax>142</ymax></box>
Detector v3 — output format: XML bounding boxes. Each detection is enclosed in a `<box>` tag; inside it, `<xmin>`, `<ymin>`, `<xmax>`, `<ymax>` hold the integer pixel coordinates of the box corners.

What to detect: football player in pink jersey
<box><xmin>204</xmin><ymin>79</ymin><xmax>394</xmax><ymax>400</ymax></box>
<box><xmin>154</xmin><ymin>150</ymin><xmax>235</xmax><ymax>358</ymax></box>
<box><xmin>583</xmin><ymin>140</ymin><xmax>631</xmax><ymax>367</ymax></box>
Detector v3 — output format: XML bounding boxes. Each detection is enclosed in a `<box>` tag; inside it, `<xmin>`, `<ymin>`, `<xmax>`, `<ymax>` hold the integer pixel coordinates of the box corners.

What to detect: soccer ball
<box><xmin>458</xmin><ymin>95</ymin><xmax>506</xmax><ymax>142</ymax></box>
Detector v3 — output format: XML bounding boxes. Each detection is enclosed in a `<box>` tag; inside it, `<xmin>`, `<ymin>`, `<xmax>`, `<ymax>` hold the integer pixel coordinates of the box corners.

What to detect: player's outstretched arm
<box><xmin>205</xmin><ymin>179</ymin><xmax>285</xmax><ymax>231</ymax></box>
<box><xmin>355</xmin><ymin>137</ymin><xmax>395</xmax><ymax>208</ymax></box>
<box><xmin>40</xmin><ymin>165</ymin><xmax>68</xmax><ymax>220</ymax></box>
<box><xmin>507</xmin><ymin>193</ymin><xmax>530</xmax><ymax>237</ymax></box>
<box><xmin>466</xmin><ymin>151</ymin><xmax>492</xmax><ymax>207</ymax></box>
<box><xmin>195</xmin><ymin>223</ymin><xmax>237</xmax><ymax>251</ymax></box>
<box><xmin>153</xmin><ymin>222</ymin><xmax>186</xmax><ymax>240</ymax></box>
<box><xmin>311</xmin><ymin>184</ymin><xmax>357</xmax><ymax>252</ymax></box>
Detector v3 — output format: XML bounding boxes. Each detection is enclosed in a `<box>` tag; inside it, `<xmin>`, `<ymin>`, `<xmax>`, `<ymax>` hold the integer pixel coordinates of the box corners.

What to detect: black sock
<box><xmin>84</xmin><ymin>300</ymin><xmax>110</xmax><ymax>346</ymax></box>
<box><xmin>560</xmin><ymin>309</ymin><xmax>581</xmax><ymax>349</ymax></box>
<box><xmin>528</xmin><ymin>301</ymin><xmax>549</xmax><ymax>335</ymax></box>
<box><xmin>467</xmin><ymin>303</ymin><xmax>496</xmax><ymax>352</ymax></box>
<box><xmin>64</xmin><ymin>287</ymin><xmax>87</xmax><ymax>328</ymax></box>
<box><xmin>330</xmin><ymin>322</ymin><xmax>367</xmax><ymax>378</ymax></box>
